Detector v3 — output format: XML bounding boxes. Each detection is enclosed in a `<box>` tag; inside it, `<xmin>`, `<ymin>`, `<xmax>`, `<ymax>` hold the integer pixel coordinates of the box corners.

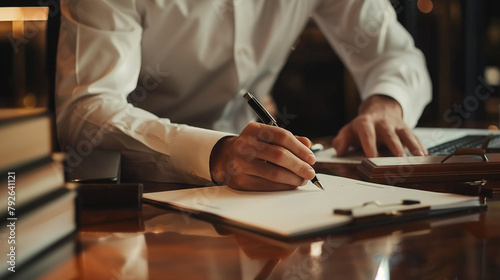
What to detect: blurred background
<box><xmin>0</xmin><ymin>1</ymin><xmax>57</xmax><ymax>110</ymax></box>
<box><xmin>1</xmin><ymin>0</ymin><xmax>499</xmax><ymax>139</ymax></box>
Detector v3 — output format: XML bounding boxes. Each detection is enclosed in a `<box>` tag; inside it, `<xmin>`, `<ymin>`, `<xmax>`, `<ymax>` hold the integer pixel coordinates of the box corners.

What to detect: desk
<box><xmin>27</xmin><ymin>161</ymin><xmax>500</xmax><ymax>279</ymax></box>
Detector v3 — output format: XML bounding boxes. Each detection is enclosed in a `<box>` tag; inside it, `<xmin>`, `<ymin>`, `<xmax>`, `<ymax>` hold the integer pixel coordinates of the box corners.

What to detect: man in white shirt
<box><xmin>56</xmin><ymin>0</ymin><xmax>432</xmax><ymax>191</ymax></box>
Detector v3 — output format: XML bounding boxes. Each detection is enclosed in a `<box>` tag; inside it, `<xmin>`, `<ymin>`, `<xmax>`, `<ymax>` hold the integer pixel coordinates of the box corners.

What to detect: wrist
<box><xmin>209</xmin><ymin>136</ymin><xmax>235</xmax><ymax>185</ymax></box>
<box><xmin>359</xmin><ymin>95</ymin><xmax>403</xmax><ymax>117</ymax></box>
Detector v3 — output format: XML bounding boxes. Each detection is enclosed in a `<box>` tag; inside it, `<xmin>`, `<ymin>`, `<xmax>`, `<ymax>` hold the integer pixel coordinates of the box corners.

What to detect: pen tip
<box><xmin>314</xmin><ymin>181</ymin><xmax>325</xmax><ymax>191</ymax></box>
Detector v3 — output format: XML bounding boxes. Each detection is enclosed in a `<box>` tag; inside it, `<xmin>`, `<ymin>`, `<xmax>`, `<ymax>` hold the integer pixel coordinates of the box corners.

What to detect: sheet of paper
<box><xmin>143</xmin><ymin>173</ymin><xmax>480</xmax><ymax>238</ymax></box>
<box><xmin>314</xmin><ymin>147</ymin><xmax>364</xmax><ymax>164</ymax></box>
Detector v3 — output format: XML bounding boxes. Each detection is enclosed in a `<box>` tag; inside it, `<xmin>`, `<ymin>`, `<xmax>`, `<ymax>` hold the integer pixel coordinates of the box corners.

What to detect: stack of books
<box><xmin>0</xmin><ymin>108</ymin><xmax>78</xmax><ymax>278</ymax></box>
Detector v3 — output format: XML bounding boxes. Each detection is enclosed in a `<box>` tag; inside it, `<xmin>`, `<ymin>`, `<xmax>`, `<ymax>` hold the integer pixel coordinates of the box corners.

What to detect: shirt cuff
<box><xmin>169</xmin><ymin>125</ymin><xmax>233</xmax><ymax>183</ymax></box>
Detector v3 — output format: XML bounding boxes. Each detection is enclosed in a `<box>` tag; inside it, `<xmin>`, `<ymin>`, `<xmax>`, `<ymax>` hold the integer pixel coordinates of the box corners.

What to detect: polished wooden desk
<box><xmin>25</xmin><ymin>162</ymin><xmax>500</xmax><ymax>280</ymax></box>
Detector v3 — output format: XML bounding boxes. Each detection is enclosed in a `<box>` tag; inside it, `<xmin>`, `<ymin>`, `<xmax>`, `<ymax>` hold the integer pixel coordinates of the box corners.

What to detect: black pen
<box><xmin>243</xmin><ymin>92</ymin><xmax>324</xmax><ymax>191</ymax></box>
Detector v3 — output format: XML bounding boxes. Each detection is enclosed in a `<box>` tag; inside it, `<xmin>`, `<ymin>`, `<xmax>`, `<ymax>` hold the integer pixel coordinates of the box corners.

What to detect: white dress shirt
<box><xmin>56</xmin><ymin>0</ymin><xmax>431</xmax><ymax>185</ymax></box>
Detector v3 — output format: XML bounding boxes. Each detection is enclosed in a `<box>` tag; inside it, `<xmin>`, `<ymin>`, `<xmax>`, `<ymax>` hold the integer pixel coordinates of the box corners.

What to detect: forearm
<box><xmin>56</xmin><ymin>94</ymin><xmax>230</xmax><ymax>184</ymax></box>
<box><xmin>313</xmin><ymin>0</ymin><xmax>432</xmax><ymax>127</ymax></box>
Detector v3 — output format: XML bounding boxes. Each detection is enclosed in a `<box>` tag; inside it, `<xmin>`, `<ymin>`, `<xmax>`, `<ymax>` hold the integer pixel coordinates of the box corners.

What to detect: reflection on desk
<box><xmin>24</xmin><ymin>197</ymin><xmax>500</xmax><ymax>280</ymax></box>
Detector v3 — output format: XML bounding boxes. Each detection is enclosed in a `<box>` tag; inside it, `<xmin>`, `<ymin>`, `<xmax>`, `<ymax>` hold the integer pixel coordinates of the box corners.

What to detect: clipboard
<box><xmin>143</xmin><ymin>174</ymin><xmax>483</xmax><ymax>240</ymax></box>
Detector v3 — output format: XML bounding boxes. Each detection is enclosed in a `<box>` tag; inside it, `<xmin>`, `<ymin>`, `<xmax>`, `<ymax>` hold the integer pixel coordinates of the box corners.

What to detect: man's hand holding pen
<box><xmin>209</xmin><ymin>122</ymin><xmax>317</xmax><ymax>191</ymax></box>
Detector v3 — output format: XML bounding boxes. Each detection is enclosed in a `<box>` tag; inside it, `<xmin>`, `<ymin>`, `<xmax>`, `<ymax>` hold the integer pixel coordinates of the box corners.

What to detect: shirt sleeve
<box><xmin>312</xmin><ymin>0</ymin><xmax>432</xmax><ymax>128</ymax></box>
<box><xmin>56</xmin><ymin>0</ymin><xmax>229</xmax><ymax>185</ymax></box>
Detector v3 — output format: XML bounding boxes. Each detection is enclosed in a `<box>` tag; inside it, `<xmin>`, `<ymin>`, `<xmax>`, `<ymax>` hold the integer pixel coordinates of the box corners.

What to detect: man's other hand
<box><xmin>331</xmin><ymin>95</ymin><xmax>428</xmax><ymax>158</ymax></box>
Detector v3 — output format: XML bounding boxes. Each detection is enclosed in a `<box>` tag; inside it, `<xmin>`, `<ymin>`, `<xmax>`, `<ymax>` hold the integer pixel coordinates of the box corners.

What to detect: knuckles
<box><xmin>267</xmin><ymin>167</ymin><xmax>283</xmax><ymax>182</ymax></box>
<box><xmin>272</xmin><ymin>129</ymin><xmax>293</xmax><ymax>144</ymax></box>
<box><xmin>271</xmin><ymin>148</ymin><xmax>288</xmax><ymax>163</ymax></box>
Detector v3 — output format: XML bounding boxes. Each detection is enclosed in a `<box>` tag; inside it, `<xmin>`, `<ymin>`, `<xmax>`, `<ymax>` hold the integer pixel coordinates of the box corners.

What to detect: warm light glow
<box><xmin>488</xmin><ymin>23</ymin><xmax>500</xmax><ymax>45</ymax></box>
<box><xmin>310</xmin><ymin>241</ymin><xmax>324</xmax><ymax>258</ymax></box>
<box><xmin>23</xmin><ymin>93</ymin><xmax>37</xmax><ymax>108</ymax></box>
<box><xmin>12</xmin><ymin>20</ymin><xmax>24</xmax><ymax>35</ymax></box>
<box><xmin>417</xmin><ymin>0</ymin><xmax>434</xmax><ymax>14</ymax></box>
<box><xmin>0</xmin><ymin>7</ymin><xmax>48</xmax><ymax>22</ymax></box>
<box><xmin>485</xmin><ymin>66</ymin><xmax>500</xmax><ymax>86</ymax></box>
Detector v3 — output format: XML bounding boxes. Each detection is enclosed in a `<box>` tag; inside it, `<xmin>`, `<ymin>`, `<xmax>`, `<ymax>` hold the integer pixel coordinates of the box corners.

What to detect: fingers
<box><xmin>376</xmin><ymin>127</ymin><xmax>428</xmax><ymax>157</ymax></box>
<box><xmin>295</xmin><ymin>136</ymin><xmax>312</xmax><ymax>149</ymax></box>
<box><xmin>233</xmin><ymin>159</ymin><xmax>307</xmax><ymax>190</ymax></box>
<box><xmin>353</xmin><ymin>117</ymin><xmax>379</xmax><ymax>158</ymax></box>
<box><xmin>332</xmin><ymin>118</ymin><xmax>379</xmax><ymax>157</ymax></box>
<box><xmin>376</xmin><ymin>126</ymin><xmax>405</xmax><ymax>157</ymax></box>
<box><xmin>243</xmin><ymin>122</ymin><xmax>316</xmax><ymax>165</ymax></box>
<box><xmin>331</xmin><ymin>125</ymin><xmax>358</xmax><ymax>156</ymax></box>
<box><xmin>331</xmin><ymin>117</ymin><xmax>428</xmax><ymax>158</ymax></box>
<box><xmin>219</xmin><ymin>122</ymin><xmax>316</xmax><ymax>191</ymax></box>
<box><xmin>396</xmin><ymin>128</ymin><xmax>428</xmax><ymax>156</ymax></box>
<box><xmin>254</xmin><ymin>142</ymin><xmax>316</xmax><ymax>180</ymax></box>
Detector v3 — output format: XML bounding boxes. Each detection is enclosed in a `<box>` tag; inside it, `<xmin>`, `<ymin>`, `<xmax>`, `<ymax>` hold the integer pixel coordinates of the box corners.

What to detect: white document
<box><xmin>315</xmin><ymin>127</ymin><xmax>500</xmax><ymax>164</ymax></box>
<box><xmin>143</xmin><ymin>173</ymin><xmax>481</xmax><ymax>239</ymax></box>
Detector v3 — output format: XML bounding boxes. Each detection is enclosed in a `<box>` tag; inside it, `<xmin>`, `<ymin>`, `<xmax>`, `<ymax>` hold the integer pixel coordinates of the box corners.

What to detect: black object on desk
<box><xmin>65</xmin><ymin>149</ymin><xmax>121</xmax><ymax>183</ymax></box>
<box><xmin>70</xmin><ymin>183</ymin><xmax>143</xmax><ymax>210</ymax></box>
<box><xmin>428</xmin><ymin>134</ymin><xmax>500</xmax><ymax>155</ymax></box>
<box><xmin>64</xmin><ymin>149</ymin><xmax>143</xmax><ymax>210</ymax></box>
